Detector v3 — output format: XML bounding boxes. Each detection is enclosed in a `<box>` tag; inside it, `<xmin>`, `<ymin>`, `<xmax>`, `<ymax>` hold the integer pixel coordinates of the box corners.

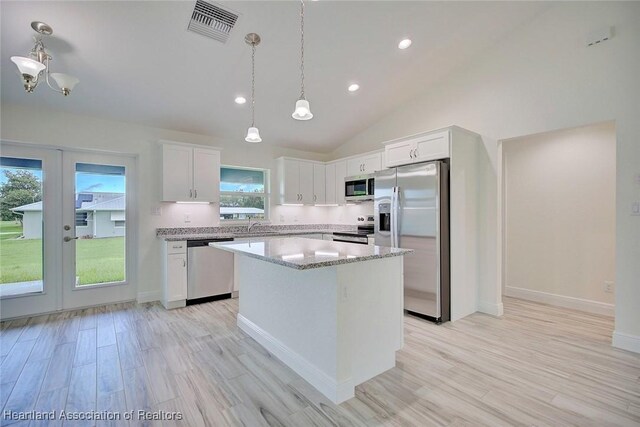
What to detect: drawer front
<box><xmin>167</xmin><ymin>241</ymin><xmax>187</xmax><ymax>254</ymax></box>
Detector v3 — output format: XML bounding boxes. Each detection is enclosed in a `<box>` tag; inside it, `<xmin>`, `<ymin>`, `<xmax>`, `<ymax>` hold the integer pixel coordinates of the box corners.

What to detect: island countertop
<box><xmin>210</xmin><ymin>237</ymin><xmax>413</xmax><ymax>270</ymax></box>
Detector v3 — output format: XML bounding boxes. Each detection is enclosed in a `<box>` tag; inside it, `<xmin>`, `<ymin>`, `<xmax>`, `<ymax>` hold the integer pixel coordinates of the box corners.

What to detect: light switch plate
<box><xmin>150</xmin><ymin>207</ymin><xmax>161</xmax><ymax>216</ymax></box>
<box><xmin>632</xmin><ymin>202</ymin><xmax>640</xmax><ymax>216</ymax></box>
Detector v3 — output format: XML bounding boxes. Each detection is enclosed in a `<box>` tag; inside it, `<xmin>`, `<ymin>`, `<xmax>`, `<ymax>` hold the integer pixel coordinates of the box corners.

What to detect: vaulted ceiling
<box><xmin>1</xmin><ymin>1</ymin><xmax>549</xmax><ymax>153</ymax></box>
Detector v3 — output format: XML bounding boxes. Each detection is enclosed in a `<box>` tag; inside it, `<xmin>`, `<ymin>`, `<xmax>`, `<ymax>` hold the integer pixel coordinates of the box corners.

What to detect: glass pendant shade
<box><xmin>50</xmin><ymin>73</ymin><xmax>79</xmax><ymax>94</ymax></box>
<box><xmin>11</xmin><ymin>56</ymin><xmax>46</xmax><ymax>77</ymax></box>
<box><xmin>245</xmin><ymin>127</ymin><xmax>262</xmax><ymax>143</ymax></box>
<box><xmin>292</xmin><ymin>99</ymin><xmax>313</xmax><ymax>121</ymax></box>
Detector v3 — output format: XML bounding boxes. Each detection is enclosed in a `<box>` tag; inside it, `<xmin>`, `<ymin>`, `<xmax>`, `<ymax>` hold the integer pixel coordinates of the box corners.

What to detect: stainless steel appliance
<box><xmin>187</xmin><ymin>238</ymin><xmax>235</xmax><ymax>305</ymax></box>
<box><xmin>332</xmin><ymin>216</ymin><xmax>375</xmax><ymax>245</ymax></box>
<box><xmin>345</xmin><ymin>174</ymin><xmax>375</xmax><ymax>202</ymax></box>
<box><xmin>375</xmin><ymin>161</ymin><xmax>450</xmax><ymax>323</ymax></box>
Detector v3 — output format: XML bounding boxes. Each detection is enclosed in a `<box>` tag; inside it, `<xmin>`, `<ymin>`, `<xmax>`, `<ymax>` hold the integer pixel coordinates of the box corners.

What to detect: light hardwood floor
<box><xmin>1</xmin><ymin>297</ymin><xmax>639</xmax><ymax>426</ymax></box>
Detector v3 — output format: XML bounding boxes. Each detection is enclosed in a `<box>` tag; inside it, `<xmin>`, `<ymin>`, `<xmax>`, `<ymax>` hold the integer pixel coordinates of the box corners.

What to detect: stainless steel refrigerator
<box><xmin>374</xmin><ymin>161</ymin><xmax>450</xmax><ymax>323</ymax></box>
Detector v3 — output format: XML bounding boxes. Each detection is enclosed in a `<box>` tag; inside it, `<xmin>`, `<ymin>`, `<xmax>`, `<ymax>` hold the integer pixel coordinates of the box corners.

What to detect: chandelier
<box><xmin>10</xmin><ymin>21</ymin><xmax>79</xmax><ymax>96</ymax></box>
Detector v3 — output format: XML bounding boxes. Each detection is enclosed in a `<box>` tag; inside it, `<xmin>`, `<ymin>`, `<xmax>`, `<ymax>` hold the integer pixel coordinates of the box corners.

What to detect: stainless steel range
<box><xmin>332</xmin><ymin>216</ymin><xmax>375</xmax><ymax>245</ymax></box>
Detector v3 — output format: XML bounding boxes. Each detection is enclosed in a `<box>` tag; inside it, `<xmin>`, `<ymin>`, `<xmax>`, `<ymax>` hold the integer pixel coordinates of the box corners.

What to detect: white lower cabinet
<box><xmin>163</xmin><ymin>241</ymin><xmax>187</xmax><ymax>309</ymax></box>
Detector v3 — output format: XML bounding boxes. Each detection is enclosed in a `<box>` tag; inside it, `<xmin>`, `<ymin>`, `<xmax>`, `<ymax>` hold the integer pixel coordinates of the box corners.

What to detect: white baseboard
<box><xmin>478</xmin><ymin>300</ymin><xmax>504</xmax><ymax>317</ymax></box>
<box><xmin>505</xmin><ymin>286</ymin><xmax>614</xmax><ymax>317</ymax></box>
<box><xmin>237</xmin><ymin>314</ymin><xmax>354</xmax><ymax>404</ymax></box>
<box><xmin>612</xmin><ymin>331</ymin><xmax>640</xmax><ymax>354</ymax></box>
<box><xmin>137</xmin><ymin>290</ymin><xmax>162</xmax><ymax>304</ymax></box>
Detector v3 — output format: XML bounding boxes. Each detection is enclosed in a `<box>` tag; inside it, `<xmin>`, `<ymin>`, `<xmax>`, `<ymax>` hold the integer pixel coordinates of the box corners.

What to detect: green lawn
<box><xmin>0</xmin><ymin>223</ymin><xmax>125</xmax><ymax>285</ymax></box>
<box><xmin>0</xmin><ymin>220</ymin><xmax>23</xmax><ymax>241</ymax></box>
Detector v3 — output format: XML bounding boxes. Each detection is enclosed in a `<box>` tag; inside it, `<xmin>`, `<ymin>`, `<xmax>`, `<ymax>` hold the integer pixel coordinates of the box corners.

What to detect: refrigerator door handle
<box><xmin>390</xmin><ymin>188</ymin><xmax>395</xmax><ymax>248</ymax></box>
<box><xmin>392</xmin><ymin>186</ymin><xmax>400</xmax><ymax>248</ymax></box>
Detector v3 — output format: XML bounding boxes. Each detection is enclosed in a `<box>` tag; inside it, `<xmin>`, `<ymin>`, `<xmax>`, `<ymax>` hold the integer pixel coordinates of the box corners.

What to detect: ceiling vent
<box><xmin>188</xmin><ymin>1</ymin><xmax>239</xmax><ymax>44</ymax></box>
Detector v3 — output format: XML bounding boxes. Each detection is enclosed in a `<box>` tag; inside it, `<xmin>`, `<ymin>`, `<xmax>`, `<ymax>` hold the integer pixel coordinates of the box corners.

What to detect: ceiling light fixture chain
<box><xmin>291</xmin><ymin>0</ymin><xmax>313</xmax><ymax>120</ymax></box>
<box><xmin>251</xmin><ymin>41</ymin><xmax>256</xmax><ymax>127</ymax></box>
<box><xmin>244</xmin><ymin>33</ymin><xmax>262</xmax><ymax>143</ymax></box>
<box><xmin>300</xmin><ymin>0</ymin><xmax>305</xmax><ymax>99</ymax></box>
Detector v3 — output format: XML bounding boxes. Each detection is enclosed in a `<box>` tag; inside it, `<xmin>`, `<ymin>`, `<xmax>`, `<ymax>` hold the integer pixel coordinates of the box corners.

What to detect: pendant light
<box><xmin>292</xmin><ymin>0</ymin><xmax>313</xmax><ymax>120</ymax></box>
<box><xmin>245</xmin><ymin>33</ymin><xmax>262</xmax><ymax>143</ymax></box>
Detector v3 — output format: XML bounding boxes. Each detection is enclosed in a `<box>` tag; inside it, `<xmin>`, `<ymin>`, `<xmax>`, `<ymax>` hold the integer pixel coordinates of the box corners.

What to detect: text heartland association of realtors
<box><xmin>2</xmin><ymin>410</ymin><xmax>183</xmax><ymax>421</ymax></box>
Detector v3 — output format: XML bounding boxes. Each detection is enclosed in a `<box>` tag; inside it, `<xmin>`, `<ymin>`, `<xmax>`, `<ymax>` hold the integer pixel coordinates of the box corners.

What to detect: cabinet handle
<box><xmin>194</xmin><ymin>189</ymin><xmax>198</xmax><ymax>198</ymax></box>
<box><xmin>414</xmin><ymin>149</ymin><xmax>418</xmax><ymax>158</ymax></box>
<box><xmin>314</xmin><ymin>194</ymin><xmax>317</xmax><ymax>202</ymax></box>
<box><xmin>183</xmin><ymin>259</ymin><xmax>186</xmax><ymax>267</ymax></box>
<box><xmin>189</xmin><ymin>189</ymin><xmax>193</xmax><ymax>198</ymax></box>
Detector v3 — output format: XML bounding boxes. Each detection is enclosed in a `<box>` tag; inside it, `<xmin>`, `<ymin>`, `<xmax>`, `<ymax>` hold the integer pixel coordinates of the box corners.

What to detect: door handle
<box><xmin>64</xmin><ymin>236</ymin><xmax>79</xmax><ymax>242</ymax></box>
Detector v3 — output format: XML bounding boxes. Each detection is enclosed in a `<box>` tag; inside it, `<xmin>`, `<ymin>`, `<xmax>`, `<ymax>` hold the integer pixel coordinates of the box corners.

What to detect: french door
<box><xmin>0</xmin><ymin>143</ymin><xmax>136</xmax><ymax>319</ymax></box>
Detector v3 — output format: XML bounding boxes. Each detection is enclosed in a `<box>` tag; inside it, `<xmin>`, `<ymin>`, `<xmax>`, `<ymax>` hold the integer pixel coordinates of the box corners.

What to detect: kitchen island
<box><xmin>211</xmin><ymin>237</ymin><xmax>412</xmax><ymax>404</ymax></box>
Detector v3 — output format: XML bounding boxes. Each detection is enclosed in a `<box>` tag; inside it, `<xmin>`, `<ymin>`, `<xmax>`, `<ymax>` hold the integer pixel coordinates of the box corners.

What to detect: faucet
<box><xmin>247</xmin><ymin>218</ymin><xmax>261</xmax><ymax>233</ymax></box>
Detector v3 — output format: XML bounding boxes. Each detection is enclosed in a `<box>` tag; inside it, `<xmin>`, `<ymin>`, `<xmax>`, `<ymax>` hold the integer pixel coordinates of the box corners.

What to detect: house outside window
<box><xmin>75</xmin><ymin>212</ymin><xmax>88</xmax><ymax>226</ymax></box>
<box><xmin>220</xmin><ymin>166</ymin><xmax>269</xmax><ymax>221</ymax></box>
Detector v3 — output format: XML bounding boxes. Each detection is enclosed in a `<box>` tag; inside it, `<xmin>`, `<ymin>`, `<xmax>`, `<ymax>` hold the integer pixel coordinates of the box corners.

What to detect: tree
<box><xmin>0</xmin><ymin>170</ymin><xmax>42</xmax><ymax>222</ymax></box>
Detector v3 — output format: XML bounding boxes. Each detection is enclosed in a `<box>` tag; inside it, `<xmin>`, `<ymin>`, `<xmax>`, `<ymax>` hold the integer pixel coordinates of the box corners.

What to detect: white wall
<box><xmin>0</xmin><ymin>104</ymin><xmax>366</xmax><ymax>303</ymax></box>
<box><xmin>330</xmin><ymin>2</ymin><xmax>640</xmax><ymax>350</ymax></box>
<box><xmin>21</xmin><ymin>211</ymin><xmax>42</xmax><ymax>239</ymax></box>
<box><xmin>504</xmin><ymin>122</ymin><xmax>616</xmax><ymax>308</ymax></box>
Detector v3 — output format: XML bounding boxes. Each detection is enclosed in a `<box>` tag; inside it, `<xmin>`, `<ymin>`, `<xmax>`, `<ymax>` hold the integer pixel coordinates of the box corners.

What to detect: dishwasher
<box><xmin>186</xmin><ymin>238</ymin><xmax>234</xmax><ymax>305</ymax></box>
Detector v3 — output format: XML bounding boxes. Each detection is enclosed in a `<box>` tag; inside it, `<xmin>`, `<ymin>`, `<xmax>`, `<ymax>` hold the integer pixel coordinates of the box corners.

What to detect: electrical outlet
<box><xmin>604</xmin><ymin>281</ymin><xmax>614</xmax><ymax>293</ymax></box>
<box><xmin>279</xmin><ymin>215</ymin><xmax>284</xmax><ymax>222</ymax></box>
<box><xmin>184</xmin><ymin>213</ymin><xmax>191</xmax><ymax>223</ymax></box>
<box><xmin>632</xmin><ymin>202</ymin><xmax>640</xmax><ymax>216</ymax></box>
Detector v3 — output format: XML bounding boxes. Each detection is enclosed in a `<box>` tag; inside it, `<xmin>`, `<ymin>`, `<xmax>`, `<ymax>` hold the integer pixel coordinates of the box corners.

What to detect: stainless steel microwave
<box><xmin>345</xmin><ymin>174</ymin><xmax>375</xmax><ymax>202</ymax></box>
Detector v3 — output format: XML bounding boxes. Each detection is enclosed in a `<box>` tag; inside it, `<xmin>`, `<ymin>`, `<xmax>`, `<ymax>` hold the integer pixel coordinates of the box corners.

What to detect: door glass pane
<box><xmin>74</xmin><ymin>163</ymin><xmax>126</xmax><ymax>286</ymax></box>
<box><xmin>0</xmin><ymin>157</ymin><xmax>44</xmax><ymax>297</ymax></box>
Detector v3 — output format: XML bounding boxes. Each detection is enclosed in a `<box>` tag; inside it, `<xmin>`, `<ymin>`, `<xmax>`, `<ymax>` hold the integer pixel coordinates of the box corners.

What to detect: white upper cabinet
<box><xmin>192</xmin><ymin>148</ymin><xmax>220</xmax><ymax>202</ymax></box>
<box><xmin>325</xmin><ymin>160</ymin><xmax>347</xmax><ymax>205</ymax></box>
<box><xmin>325</xmin><ymin>163</ymin><xmax>336</xmax><ymax>205</ymax></box>
<box><xmin>334</xmin><ymin>161</ymin><xmax>347</xmax><ymax>205</ymax></box>
<box><xmin>384</xmin><ymin>130</ymin><xmax>451</xmax><ymax>168</ymax></box>
<box><xmin>161</xmin><ymin>143</ymin><xmax>221</xmax><ymax>202</ymax></box>
<box><xmin>347</xmin><ymin>152</ymin><xmax>382</xmax><ymax>176</ymax></box>
<box><xmin>298</xmin><ymin>161</ymin><xmax>314</xmax><ymax>205</ymax></box>
<box><xmin>162</xmin><ymin>145</ymin><xmax>193</xmax><ymax>202</ymax></box>
<box><xmin>313</xmin><ymin>164</ymin><xmax>326</xmax><ymax>204</ymax></box>
<box><xmin>277</xmin><ymin>158</ymin><xmax>323</xmax><ymax>205</ymax></box>
<box><xmin>281</xmin><ymin>158</ymin><xmax>301</xmax><ymax>204</ymax></box>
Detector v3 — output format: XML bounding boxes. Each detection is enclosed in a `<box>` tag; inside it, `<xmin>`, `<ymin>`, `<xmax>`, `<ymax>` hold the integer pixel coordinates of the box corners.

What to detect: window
<box><xmin>114</xmin><ymin>220</ymin><xmax>125</xmax><ymax>227</ymax></box>
<box><xmin>75</xmin><ymin>212</ymin><xmax>88</xmax><ymax>226</ymax></box>
<box><xmin>220</xmin><ymin>166</ymin><xmax>268</xmax><ymax>221</ymax></box>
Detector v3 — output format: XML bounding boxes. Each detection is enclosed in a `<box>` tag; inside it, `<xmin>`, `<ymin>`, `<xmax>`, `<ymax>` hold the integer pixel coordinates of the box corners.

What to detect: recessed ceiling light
<box><xmin>398</xmin><ymin>39</ymin><xmax>412</xmax><ymax>50</ymax></box>
<box><xmin>235</xmin><ymin>96</ymin><xmax>246</xmax><ymax>104</ymax></box>
<box><xmin>348</xmin><ymin>83</ymin><xmax>360</xmax><ymax>92</ymax></box>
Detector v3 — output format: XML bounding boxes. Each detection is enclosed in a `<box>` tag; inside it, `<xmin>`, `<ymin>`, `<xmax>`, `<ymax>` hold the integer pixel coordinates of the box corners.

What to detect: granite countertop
<box><xmin>210</xmin><ymin>237</ymin><xmax>413</xmax><ymax>270</ymax></box>
<box><xmin>160</xmin><ymin>229</ymin><xmax>338</xmax><ymax>241</ymax></box>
